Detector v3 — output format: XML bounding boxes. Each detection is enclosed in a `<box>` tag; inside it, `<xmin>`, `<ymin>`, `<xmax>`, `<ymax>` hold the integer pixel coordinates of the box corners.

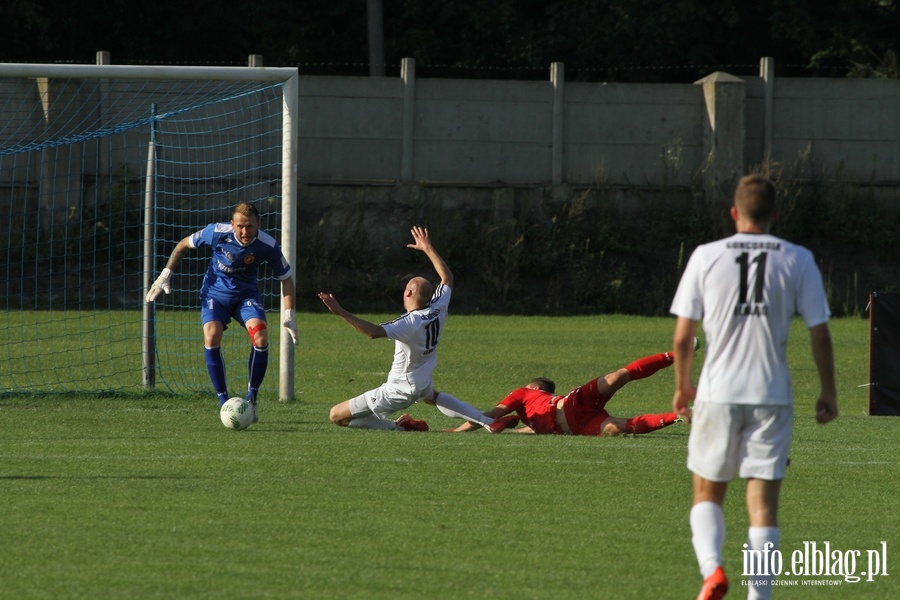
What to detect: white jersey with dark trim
<box><xmin>381</xmin><ymin>284</ymin><xmax>451</xmax><ymax>393</ymax></box>
<box><xmin>670</xmin><ymin>232</ymin><xmax>830</xmax><ymax>405</ymax></box>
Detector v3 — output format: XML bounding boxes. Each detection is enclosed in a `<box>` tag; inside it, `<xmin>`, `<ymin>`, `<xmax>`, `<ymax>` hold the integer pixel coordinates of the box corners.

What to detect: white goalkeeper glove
<box><xmin>146</xmin><ymin>268</ymin><xmax>173</xmax><ymax>303</ymax></box>
<box><xmin>283</xmin><ymin>309</ymin><xmax>299</xmax><ymax>345</ymax></box>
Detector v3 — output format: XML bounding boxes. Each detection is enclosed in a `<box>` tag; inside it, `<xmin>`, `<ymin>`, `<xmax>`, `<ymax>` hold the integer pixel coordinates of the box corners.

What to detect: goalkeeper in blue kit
<box><xmin>146</xmin><ymin>202</ymin><xmax>298</xmax><ymax>422</ymax></box>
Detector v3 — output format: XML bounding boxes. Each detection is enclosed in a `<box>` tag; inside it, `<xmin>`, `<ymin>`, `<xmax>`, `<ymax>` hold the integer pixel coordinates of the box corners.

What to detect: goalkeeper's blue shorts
<box><xmin>200</xmin><ymin>294</ymin><xmax>267</xmax><ymax>330</ymax></box>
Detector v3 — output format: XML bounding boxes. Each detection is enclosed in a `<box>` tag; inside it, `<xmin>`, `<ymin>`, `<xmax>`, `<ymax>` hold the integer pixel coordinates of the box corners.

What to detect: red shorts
<box><xmin>561</xmin><ymin>377</ymin><xmax>613</xmax><ymax>436</ymax></box>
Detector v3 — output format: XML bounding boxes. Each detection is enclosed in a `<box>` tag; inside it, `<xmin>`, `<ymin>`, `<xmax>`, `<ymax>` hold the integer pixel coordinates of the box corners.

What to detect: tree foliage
<box><xmin>1</xmin><ymin>0</ymin><xmax>898</xmax><ymax>79</ymax></box>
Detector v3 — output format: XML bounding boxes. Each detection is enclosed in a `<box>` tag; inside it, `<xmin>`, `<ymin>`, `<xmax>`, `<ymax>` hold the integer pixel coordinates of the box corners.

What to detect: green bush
<box><xmin>297</xmin><ymin>165</ymin><xmax>900</xmax><ymax>317</ymax></box>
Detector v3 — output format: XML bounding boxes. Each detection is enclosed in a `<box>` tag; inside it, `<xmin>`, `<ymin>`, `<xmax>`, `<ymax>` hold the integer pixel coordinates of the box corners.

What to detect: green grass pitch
<box><xmin>0</xmin><ymin>314</ymin><xmax>896</xmax><ymax>599</ymax></box>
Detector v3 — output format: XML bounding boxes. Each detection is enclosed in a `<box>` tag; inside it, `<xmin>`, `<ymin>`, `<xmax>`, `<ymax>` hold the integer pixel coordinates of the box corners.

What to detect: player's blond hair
<box><xmin>233</xmin><ymin>202</ymin><xmax>260</xmax><ymax>221</ymax></box>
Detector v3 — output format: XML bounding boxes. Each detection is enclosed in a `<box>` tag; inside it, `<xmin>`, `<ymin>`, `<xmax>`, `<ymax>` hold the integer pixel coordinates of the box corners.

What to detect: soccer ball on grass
<box><xmin>220</xmin><ymin>397</ymin><xmax>254</xmax><ymax>430</ymax></box>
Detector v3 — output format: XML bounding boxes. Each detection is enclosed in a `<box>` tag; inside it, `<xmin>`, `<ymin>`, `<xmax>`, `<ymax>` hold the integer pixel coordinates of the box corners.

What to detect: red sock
<box><xmin>625</xmin><ymin>412</ymin><xmax>679</xmax><ymax>434</ymax></box>
<box><xmin>625</xmin><ymin>352</ymin><xmax>673</xmax><ymax>380</ymax></box>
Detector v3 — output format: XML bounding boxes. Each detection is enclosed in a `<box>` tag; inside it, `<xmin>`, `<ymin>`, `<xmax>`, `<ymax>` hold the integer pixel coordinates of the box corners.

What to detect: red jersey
<box><xmin>498</xmin><ymin>387</ymin><xmax>564</xmax><ymax>434</ymax></box>
<box><xmin>498</xmin><ymin>378</ymin><xmax>614</xmax><ymax>435</ymax></box>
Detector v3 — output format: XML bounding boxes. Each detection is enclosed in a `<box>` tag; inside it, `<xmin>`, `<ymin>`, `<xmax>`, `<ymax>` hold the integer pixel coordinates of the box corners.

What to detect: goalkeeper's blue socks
<box><xmin>205</xmin><ymin>346</ymin><xmax>229</xmax><ymax>405</ymax></box>
<box><xmin>247</xmin><ymin>345</ymin><xmax>268</xmax><ymax>402</ymax></box>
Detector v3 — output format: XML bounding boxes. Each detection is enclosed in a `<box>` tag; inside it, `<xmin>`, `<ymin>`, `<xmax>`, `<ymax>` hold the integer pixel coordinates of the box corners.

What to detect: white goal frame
<box><xmin>0</xmin><ymin>62</ymin><xmax>300</xmax><ymax>401</ymax></box>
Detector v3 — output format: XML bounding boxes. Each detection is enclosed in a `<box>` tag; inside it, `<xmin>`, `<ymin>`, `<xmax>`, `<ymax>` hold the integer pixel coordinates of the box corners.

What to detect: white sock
<box><xmin>690</xmin><ymin>501</ymin><xmax>726</xmax><ymax>579</ymax></box>
<box><xmin>746</xmin><ymin>526</ymin><xmax>780</xmax><ymax>600</ymax></box>
<box><xmin>348</xmin><ymin>415</ymin><xmax>401</xmax><ymax>430</ymax></box>
<box><xmin>434</xmin><ymin>392</ymin><xmax>491</xmax><ymax>427</ymax></box>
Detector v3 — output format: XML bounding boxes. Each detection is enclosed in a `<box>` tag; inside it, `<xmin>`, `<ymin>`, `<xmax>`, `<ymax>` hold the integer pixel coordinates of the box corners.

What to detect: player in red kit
<box><xmin>451</xmin><ymin>349</ymin><xmax>689</xmax><ymax>436</ymax></box>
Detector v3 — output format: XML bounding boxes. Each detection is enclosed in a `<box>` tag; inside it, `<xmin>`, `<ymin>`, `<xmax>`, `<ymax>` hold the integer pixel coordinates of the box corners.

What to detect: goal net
<box><xmin>0</xmin><ymin>63</ymin><xmax>298</xmax><ymax>399</ymax></box>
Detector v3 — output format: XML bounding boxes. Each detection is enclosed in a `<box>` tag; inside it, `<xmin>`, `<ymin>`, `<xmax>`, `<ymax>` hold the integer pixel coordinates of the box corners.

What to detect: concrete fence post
<box><xmin>760</xmin><ymin>57</ymin><xmax>775</xmax><ymax>157</ymax></box>
<box><xmin>551</xmin><ymin>62</ymin><xmax>565</xmax><ymax>187</ymax></box>
<box><xmin>695</xmin><ymin>71</ymin><xmax>745</xmax><ymax>204</ymax></box>
<box><xmin>401</xmin><ymin>57</ymin><xmax>416</xmax><ymax>183</ymax></box>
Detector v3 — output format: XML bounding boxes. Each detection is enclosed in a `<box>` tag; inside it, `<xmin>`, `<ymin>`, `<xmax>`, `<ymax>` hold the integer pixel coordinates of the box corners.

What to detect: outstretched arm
<box><xmin>318</xmin><ymin>292</ymin><xmax>386</xmax><ymax>339</ymax></box>
<box><xmin>450</xmin><ymin>405</ymin><xmax>509</xmax><ymax>432</ymax></box>
<box><xmin>408</xmin><ymin>226</ymin><xmax>453</xmax><ymax>287</ymax></box>
<box><xmin>164</xmin><ymin>236</ymin><xmax>193</xmax><ymax>272</ymax></box>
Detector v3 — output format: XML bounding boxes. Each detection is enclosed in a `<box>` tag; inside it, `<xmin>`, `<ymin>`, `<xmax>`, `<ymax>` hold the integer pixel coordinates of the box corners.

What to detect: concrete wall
<box><xmin>298</xmin><ymin>75</ymin><xmax>404</xmax><ymax>182</ymax></box>
<box><xmin>772</xmin><ymin>78</ymin><xmax>900</xmax><ymax>181</ymax></box>
<box><xmin>743</xmin><ymin>74</ymin><xmax>900</xmax><ymax>182</ymax></box>
<box><xmin>3</xmin><ymin>58</ymin><xmax>900</xmax><ymax>200</ymax></box>
<box><xmin>294</xmin><ymin>68</ymin><xmax>704</xmax><ymax>189</ymax></box>
<box><xmin>562</xmin><ymin>81</ymin><xmax>702</xmax><ymax>188</ymax></box>
<box><xmin>292</xmin><ymin>61</ymin><xmax>900</xmax><ymax>196</ymax></box>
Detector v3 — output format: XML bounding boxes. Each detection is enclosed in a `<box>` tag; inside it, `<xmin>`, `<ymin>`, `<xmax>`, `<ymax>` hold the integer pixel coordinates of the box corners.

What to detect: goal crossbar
<box><xmin>0</xmin><ymin>63</ymin><xmax>297</xmax><ymax>82</ymax></box>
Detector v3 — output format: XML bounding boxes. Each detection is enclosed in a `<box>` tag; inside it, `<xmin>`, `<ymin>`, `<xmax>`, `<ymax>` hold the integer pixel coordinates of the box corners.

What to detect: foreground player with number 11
<box><xmin>670</xmin><ymin>174</ymin><xmax>837</xmax><ymax>600</ymax></box>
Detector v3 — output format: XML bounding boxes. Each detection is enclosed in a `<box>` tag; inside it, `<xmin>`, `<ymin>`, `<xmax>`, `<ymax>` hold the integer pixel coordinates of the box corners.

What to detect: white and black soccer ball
<box><xmin>220</xmin><ymin>397</ymin><xmax>253</xmax><ymax>430</ymax></box>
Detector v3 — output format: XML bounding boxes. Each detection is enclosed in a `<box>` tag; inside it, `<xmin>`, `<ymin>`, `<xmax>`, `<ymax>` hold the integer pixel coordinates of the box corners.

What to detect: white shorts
<box><xmin>348</xmin><ymin>381</ymin><xmax>434</xmax><ymax>420</ymax></box>
<box><xmin>687</xmin><ymin>403</ymin><xmax>793</xmax><ymax>482</ymax></box>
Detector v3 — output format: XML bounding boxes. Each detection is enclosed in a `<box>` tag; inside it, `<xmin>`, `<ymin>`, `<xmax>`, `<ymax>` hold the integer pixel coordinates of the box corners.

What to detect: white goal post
<box><xmin>0</xmin><ymin>63</ymin><xmax>299</xmax><ymax>401</ymax></box>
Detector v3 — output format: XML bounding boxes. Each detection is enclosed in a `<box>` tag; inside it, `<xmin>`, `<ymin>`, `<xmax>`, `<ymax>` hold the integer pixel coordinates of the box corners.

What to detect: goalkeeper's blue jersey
<box><xmin>189</xmin><ymin>223</ymin><xmax>292</xmax><ymax>301</ymax></box>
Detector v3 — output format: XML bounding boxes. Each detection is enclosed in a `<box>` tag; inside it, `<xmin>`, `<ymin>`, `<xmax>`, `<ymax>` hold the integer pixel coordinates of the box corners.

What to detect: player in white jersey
<box><xmin>320</xmin><ymin>226</ymin><xmax>495</xmax><ymax>432</ymax></box>
<box><xmin>670</xmin><ymin>175</ymin><xmax>838</xmax><ymax>600</ymax></box>
<box><xmin>146</xmin><ymin>202</ymin><xmax>298</xmax><ymax>422</ymax></box>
